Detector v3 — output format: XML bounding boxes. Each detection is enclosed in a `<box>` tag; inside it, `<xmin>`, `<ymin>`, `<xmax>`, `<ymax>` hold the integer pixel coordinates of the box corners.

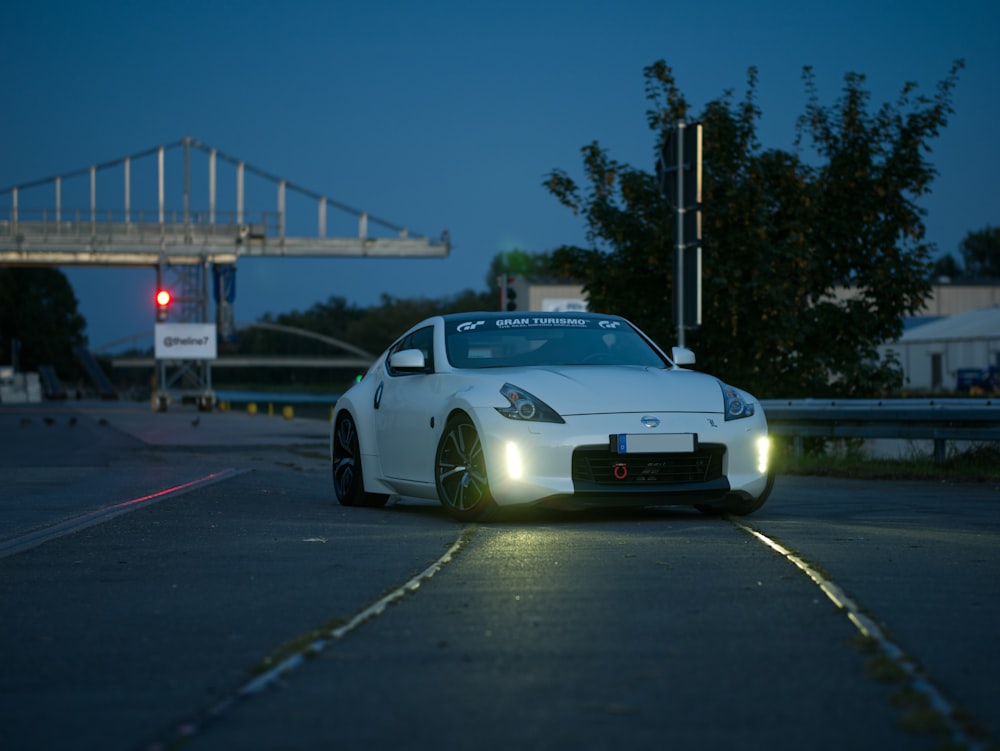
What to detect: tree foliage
<box><xmin>959</xmin><ymin>225</ymin><xmax>1000</xmax><ymax>278</ymax></box>
<box><xmin>930</xmin><ymin>253</ymin><xmax>962</xmax><ymax>279</ymax></box>
<box><xmin>225</xmin><ymin>250</ymin><xmax>555</xmax><ymax>390</ymax></box>
<box><xmin>0</xmin><ymin>267</ymin><xmax>87</xmax><ymax>378</ymax></box>
<box><xmin>227</xmin><ymin>288</ymin><xmax>495</xmax><ymax>391</ymax></box>
<box><xmin>545</xmin><ymin>60</ymin><xmax>963</xmax><ymax>397</ymax></box>
<box><xmin>485</xmin><ymin>248</ymin><xmax>557</xmax><ymax>288</ymax></box>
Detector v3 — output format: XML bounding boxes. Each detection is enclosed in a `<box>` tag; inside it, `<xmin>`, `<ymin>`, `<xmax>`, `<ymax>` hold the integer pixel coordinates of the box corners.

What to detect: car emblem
<box><xmin>641</xmin><ymin>416</ymin><xmax>660</xmax><ymax>428</ymax></box>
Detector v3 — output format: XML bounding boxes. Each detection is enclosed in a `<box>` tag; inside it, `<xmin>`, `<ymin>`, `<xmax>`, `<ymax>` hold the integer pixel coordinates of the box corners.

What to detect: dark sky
<box><xmin>2</xmin><ymin>0</ymin><xmax>996</xmax><ymax>348</ymax></box>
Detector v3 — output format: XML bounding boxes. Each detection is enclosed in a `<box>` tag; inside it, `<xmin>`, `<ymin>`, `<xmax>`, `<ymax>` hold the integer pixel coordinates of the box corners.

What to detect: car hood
<box><xmin>494</xmin><ymin>366</ymin><xmax>727</xmax><ymax>415</ymax></box>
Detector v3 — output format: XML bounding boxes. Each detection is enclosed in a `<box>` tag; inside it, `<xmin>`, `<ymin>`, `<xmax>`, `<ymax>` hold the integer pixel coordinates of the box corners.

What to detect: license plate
<box><xmin>613</xmin><ymin>433</ymin><xmax>696</xmax><ymax>454</ymax></box>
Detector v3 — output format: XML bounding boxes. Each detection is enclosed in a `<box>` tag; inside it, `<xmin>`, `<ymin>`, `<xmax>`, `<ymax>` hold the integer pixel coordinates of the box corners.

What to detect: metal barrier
<box><xmin>760</xmin><ymin>399</ymin><xmax>1000</xmax><ymax>462</ymax></box>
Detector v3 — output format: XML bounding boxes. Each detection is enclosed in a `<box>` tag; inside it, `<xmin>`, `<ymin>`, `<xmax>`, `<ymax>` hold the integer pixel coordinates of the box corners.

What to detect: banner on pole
<box><xmin>155</xmin><ymin>323</ymin><xmax>217</xmax><ymax>360</ymax></box>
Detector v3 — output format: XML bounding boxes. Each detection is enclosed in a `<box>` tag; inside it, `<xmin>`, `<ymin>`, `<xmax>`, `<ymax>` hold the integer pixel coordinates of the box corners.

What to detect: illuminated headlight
<box><xmin>719</xmin><ymin>381</ymin><xmax>755</xmax><ymax>421</ymax></box>
<box><xmin>756</xmin><ymin>436</ymin><xmax>770</xmax><ymax>474</ymax></box>
<box><xmin>496</xmin><ymin>383</ymin><xmax>565</xmax><ymax>423</ymax></box>
<box><xmin>506</xmin><ymin>441</ymin><xmax>523</xmax><ymax>479</ymax></box>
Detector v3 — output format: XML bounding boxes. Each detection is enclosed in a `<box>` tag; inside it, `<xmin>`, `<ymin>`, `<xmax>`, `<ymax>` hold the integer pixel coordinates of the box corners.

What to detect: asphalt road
<box><xmin>1</xmin><ymin>401</ymin><xmax>997</xmax><ymax>751</ymax></box>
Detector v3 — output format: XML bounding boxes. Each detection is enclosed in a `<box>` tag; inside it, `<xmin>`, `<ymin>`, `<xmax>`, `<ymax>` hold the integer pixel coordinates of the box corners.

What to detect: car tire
<box><xmin>332</xmin><ymin>413</ymin><xmax>389</xmax><ymax>508</ymax></box>
<box><xmin>435</xmin><ymin>414</ymin><xmax>498</xmax><ymax>522</ymax></box>
<box><xmin>696</xmin><ymin>470</ymin><xmax>775</xmax><ymax>516</ymax></box>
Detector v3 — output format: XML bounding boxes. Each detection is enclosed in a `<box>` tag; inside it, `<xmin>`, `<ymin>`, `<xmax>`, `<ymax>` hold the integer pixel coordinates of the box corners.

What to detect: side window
<box><xmin>386</xmin><ymin>326</ymin><xmax>434</xmax><ymax>376</ymax></box>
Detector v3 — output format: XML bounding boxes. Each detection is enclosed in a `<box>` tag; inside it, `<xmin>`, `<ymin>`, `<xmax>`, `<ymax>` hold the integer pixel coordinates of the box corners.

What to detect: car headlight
<box><xmin>719</xmin><ymin>381</ymin><xmax>755</xmax><ymax>421</ymax></box>
<box><xmin>496</xmin><ymin>383</ymin><xmax>565</xmax><ymax>423</ymax></box>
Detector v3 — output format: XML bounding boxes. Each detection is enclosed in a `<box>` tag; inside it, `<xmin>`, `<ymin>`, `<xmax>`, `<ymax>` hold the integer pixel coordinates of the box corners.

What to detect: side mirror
<box><xmin>389</xmin><ymin>348</ymin><xmax>427</xmax><ymax>372</ymax></box>
<box><xmin>671</xmin><ymin>346</ymin><xmax>696</xmax><ymax>367</ymax></box>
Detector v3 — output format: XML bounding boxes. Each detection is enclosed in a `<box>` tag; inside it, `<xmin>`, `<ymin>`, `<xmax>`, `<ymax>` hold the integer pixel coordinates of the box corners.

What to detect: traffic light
<box><xmin>504</xmin><ymin>276</ymin><xmax>517</xmax><ymax>311</ymax></box>
<box><xmin>155</xmin><ymin>288</ymin><xmax>172</xmax><ymax>322</ymax></box>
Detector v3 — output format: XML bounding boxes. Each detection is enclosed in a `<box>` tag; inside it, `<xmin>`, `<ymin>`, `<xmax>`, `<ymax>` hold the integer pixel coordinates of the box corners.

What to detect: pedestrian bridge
<box><xmin>101</xmin><ymin>321</ymin><xmax>377</xmax><ymax>371</ymax></box>
<box><xmin>0</xmin><ymin>136</ymin><xmax>450</xmax><ymax>266</ymax></box>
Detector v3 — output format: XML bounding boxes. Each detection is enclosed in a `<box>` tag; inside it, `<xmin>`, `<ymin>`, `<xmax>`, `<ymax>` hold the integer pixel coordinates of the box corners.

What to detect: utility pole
<box><xmin>657</xmin><ymin>122</ymin><xmax>703</xmax><ymax>348</ymax></box>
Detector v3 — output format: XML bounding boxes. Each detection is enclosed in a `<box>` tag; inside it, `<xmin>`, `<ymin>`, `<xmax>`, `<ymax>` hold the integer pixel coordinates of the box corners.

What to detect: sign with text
<box><xmin>542</xmin><ymin>298</ymin><xmax>588</xmax><ymax>313</ymax></box>
<box><xmin>154</xmin><ymin>323</ymin><xmax>217</xmax><ymax>360</ymax></box>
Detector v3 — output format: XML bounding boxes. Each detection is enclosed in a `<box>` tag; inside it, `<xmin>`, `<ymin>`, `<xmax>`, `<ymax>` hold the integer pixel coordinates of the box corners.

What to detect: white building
<box><xmin>880</xmin><ymin>306</ymin><xmax>1000</xmax><ymax>392</ymax></box>
<box><xmin>917</xmin><ymin>282</ymin><xmax>1000</xmax><ymax>316</ymax></box>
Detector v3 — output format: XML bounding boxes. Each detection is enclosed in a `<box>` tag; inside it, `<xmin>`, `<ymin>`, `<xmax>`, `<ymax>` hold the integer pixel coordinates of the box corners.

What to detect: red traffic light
<box><xmin>155</xmin><ymin>289</ymin><xmax>172</xmax><ymax>322</ymax></box>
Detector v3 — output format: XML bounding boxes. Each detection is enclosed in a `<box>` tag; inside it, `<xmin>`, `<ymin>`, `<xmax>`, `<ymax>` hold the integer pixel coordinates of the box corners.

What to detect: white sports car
<box><xmin>330</xmin><ymin>312</ymin><xmax>773</xmax><ymax>521</ymax></box>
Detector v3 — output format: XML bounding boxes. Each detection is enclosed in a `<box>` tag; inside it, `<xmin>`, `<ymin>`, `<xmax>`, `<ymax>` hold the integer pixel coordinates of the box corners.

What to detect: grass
<box><xmin>773</xmin><ymin>440</ymin><xmax>1000</xmax><ymax>483</ymax></box>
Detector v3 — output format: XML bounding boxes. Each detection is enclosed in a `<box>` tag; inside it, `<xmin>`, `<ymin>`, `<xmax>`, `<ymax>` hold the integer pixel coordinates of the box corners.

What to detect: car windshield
<box><xmin>445</xmin><ymin>316</ymin><xmax>668</xmax><ymax>369</ymax></box>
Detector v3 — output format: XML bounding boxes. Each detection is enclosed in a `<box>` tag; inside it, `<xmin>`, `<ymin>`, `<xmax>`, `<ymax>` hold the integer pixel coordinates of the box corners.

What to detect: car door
<box><xmin>374</xmin><ymin>325</ymin><xmax>440</xmax><ymax>483</ymax></box>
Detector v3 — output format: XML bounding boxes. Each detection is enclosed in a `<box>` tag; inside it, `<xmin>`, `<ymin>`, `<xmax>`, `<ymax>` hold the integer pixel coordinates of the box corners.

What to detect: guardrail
<box><xmin>760</xmin><ymin>398</ymin><xmax>1000</xmax><ymax>462</ymax></box>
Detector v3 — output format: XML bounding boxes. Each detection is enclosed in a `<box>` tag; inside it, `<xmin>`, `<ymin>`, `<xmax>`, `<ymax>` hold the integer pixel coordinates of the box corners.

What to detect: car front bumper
<box><xmin>470</xmin><ymin>408</ymin><xmax>770</xmax><ymax>508</ymax></box>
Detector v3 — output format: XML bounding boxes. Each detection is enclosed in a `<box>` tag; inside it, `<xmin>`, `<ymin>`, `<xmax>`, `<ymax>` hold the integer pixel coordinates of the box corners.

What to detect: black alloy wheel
<box><xmin>435</xmin><ymin>414</ymin><xmax>498</xmax><ymax>522</ymax></box>
<box><xmin>332</xmin><ymin>413</ymin><xmax>388</xmax><ymax>507</ymax></box>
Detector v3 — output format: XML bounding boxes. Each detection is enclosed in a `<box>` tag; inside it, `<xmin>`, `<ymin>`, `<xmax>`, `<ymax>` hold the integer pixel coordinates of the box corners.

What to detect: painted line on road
<box><xmin>0</xmin><ymin>468</ymin><xmax>248</xmax><ymax>559</ymax></box>
<box><xmin>731</xmin><ymin>518</ymin><xmax>985</xmax><ymax>751</ymax></box>
<box><xmin>237</xmin><ymin>525</ymin><xmax>474</xmax><ymax>695</ymax></box>
<box><xmin>145</xmin><ymin>525</ymin><xmax>476</xmax><ymax>751</ymax></box>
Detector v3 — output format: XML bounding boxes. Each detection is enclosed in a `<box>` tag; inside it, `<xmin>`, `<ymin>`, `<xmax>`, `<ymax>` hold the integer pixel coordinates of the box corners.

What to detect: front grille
<box><xmin>572</xmin><ymin>444</ymin><xmax>725</xmax><ymax>486</ymax></box>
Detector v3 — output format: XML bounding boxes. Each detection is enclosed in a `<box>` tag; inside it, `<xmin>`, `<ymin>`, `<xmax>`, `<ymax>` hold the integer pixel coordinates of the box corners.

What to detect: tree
<box><xmin>545</xmin><ymin>59</ymin><xmax>962</xmax><ymax>398</ymax></box>
<box><xmin>484</xmin><ymin>249</ymin><xmax>559</xmax><ymax>308</ymax></box>
<box><xmin>486</xmin><ymin>249</ymin><xmax>554</xmax><ymax>280</ymax></box>
<box><xmin>248</xmin><ymin>289</ymin><xmax>494</xmax><ymax>358</ymax></box>
<box><xmin>959</xmin><ymin>225</ymin><xmax>1000</xmax><ymax>278</ymax></box>
<box><xmin>930</xmin><ymin>253</ymin><xmax>962</xmax><ymax>279</ymax></box>
<box><xmin>0</xmin><ymin>267</ymin><xmax>87</xmax><ymax>378</ymax></box>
